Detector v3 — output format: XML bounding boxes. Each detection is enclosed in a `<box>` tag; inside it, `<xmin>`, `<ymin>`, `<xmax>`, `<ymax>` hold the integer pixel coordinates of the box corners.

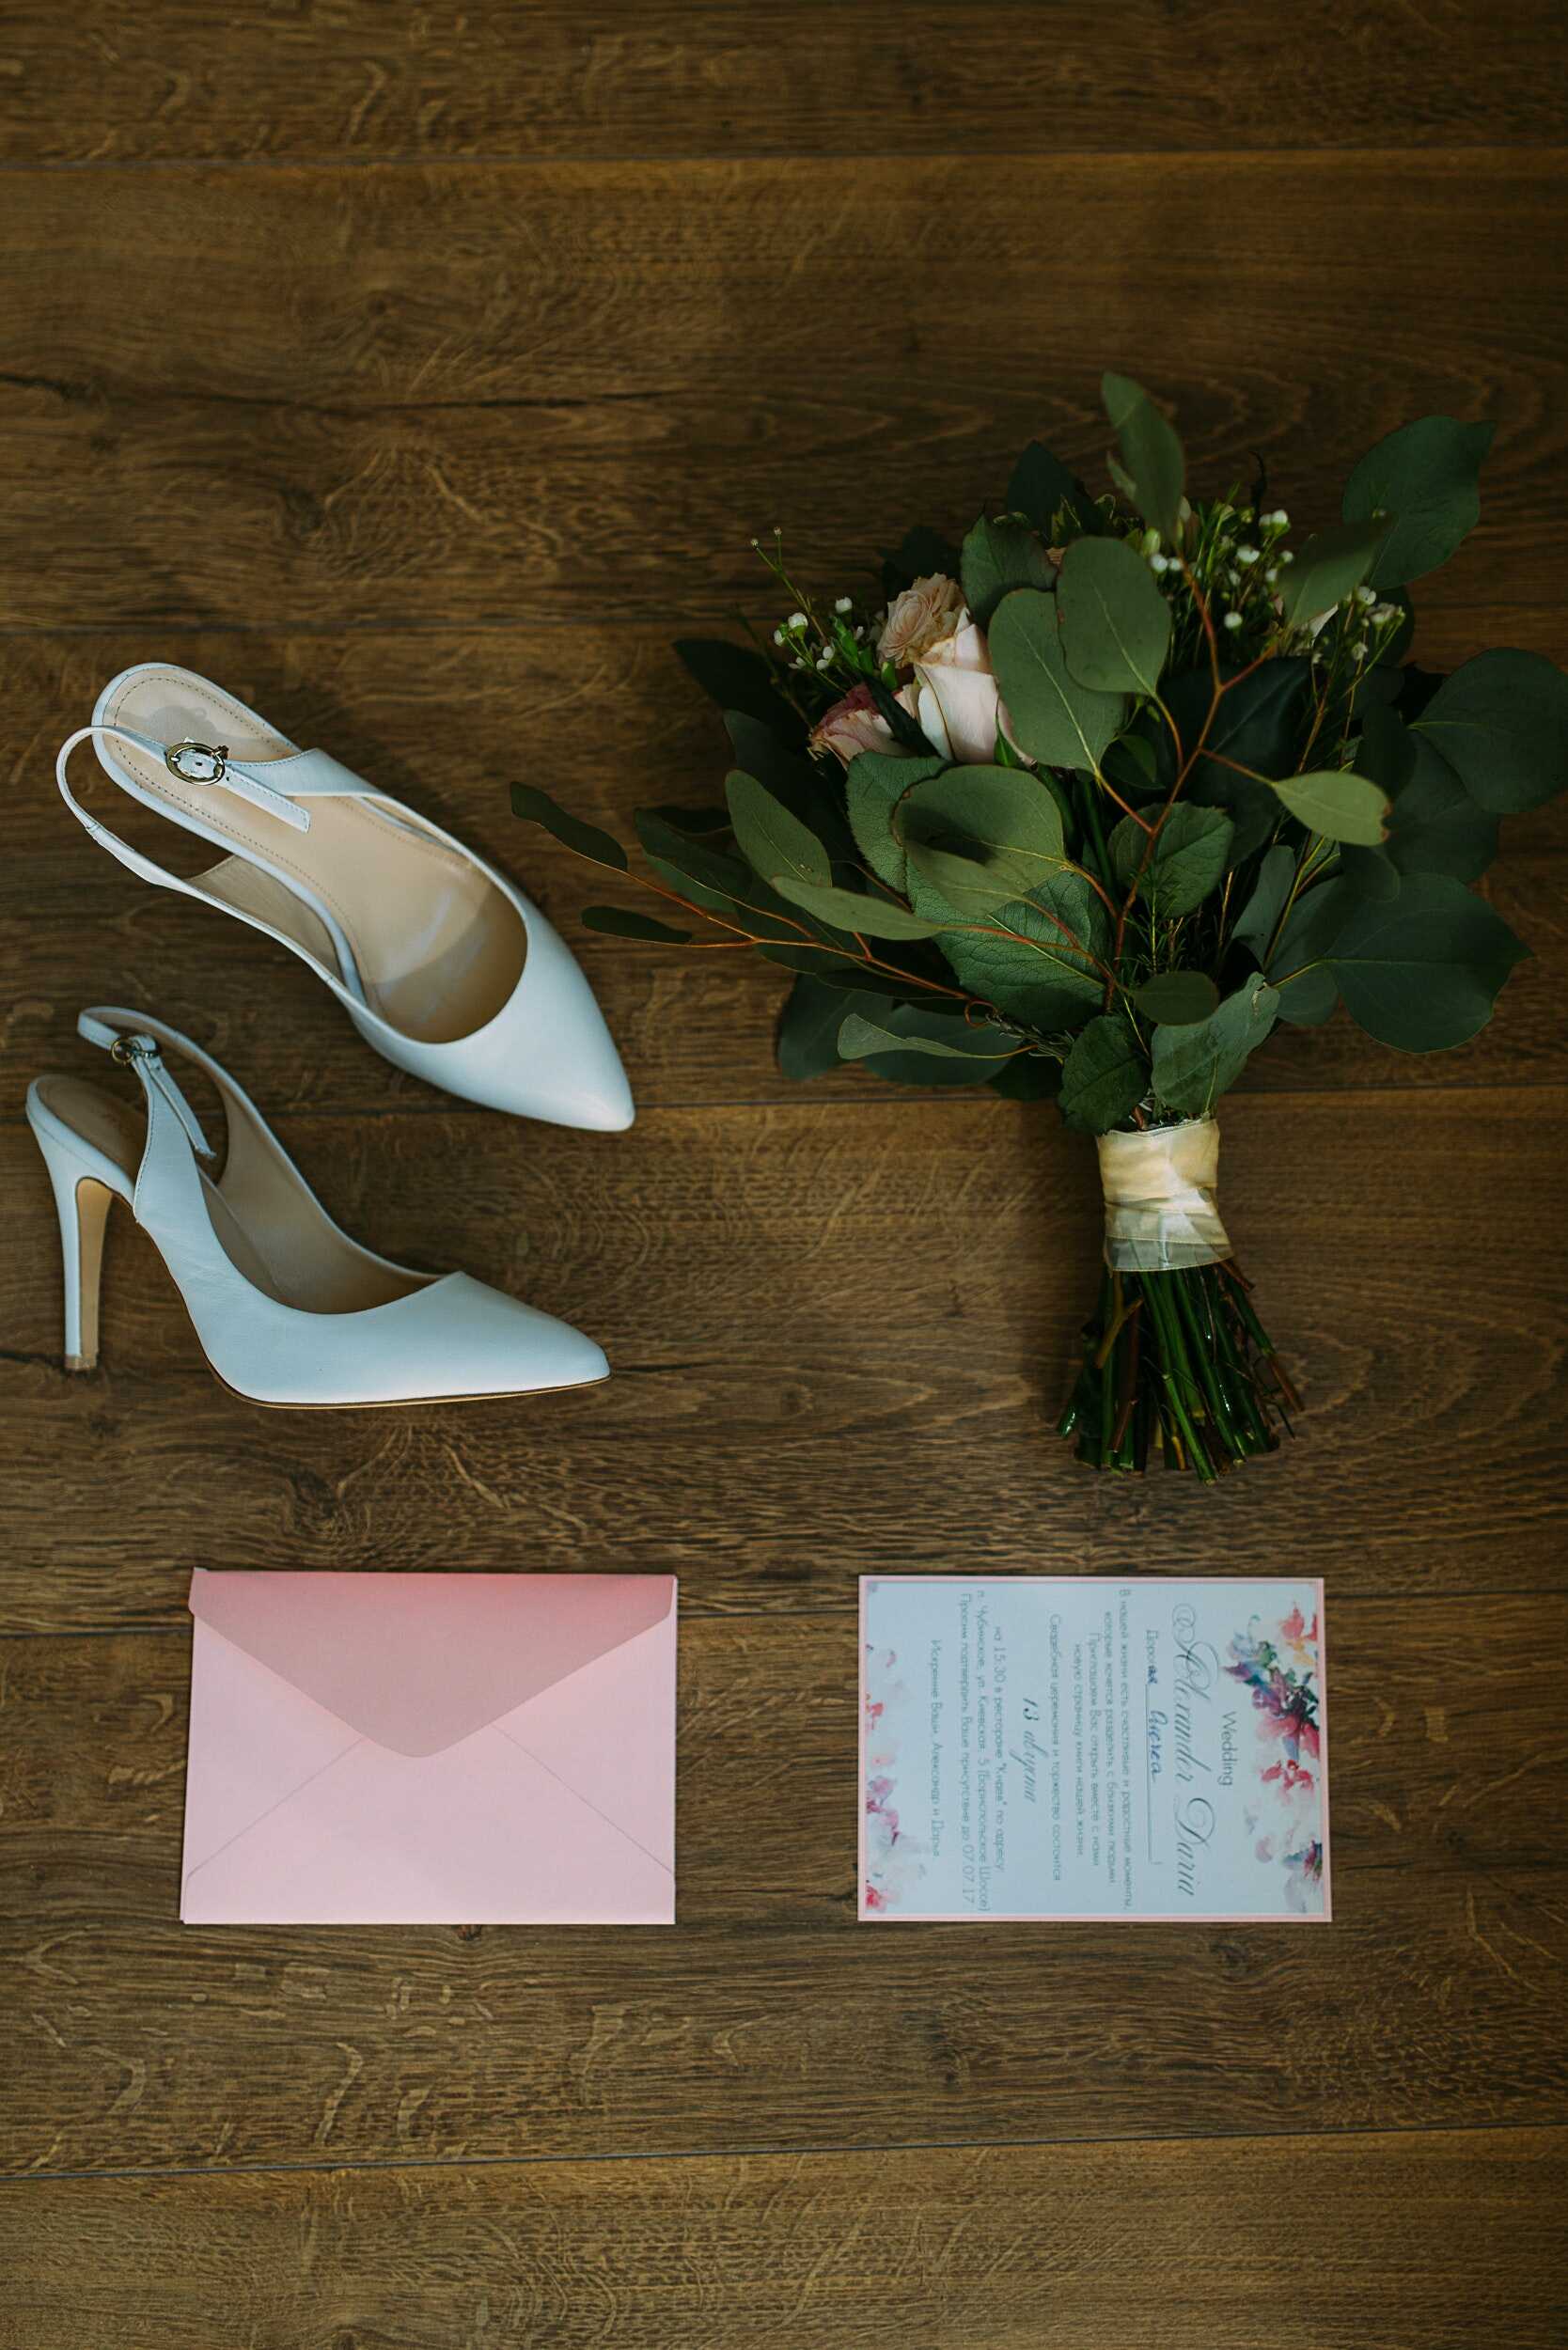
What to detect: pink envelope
<box><xmin>181</xmin><ymin>1571</ymin><xmax>677</xmax><ymax>1924</ymax></box>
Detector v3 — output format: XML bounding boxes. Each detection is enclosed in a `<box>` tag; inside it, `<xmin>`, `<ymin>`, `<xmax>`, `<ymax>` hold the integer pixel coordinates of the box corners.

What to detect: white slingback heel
<box><xmin>26</xmin><ymin>1008</ymin><xmax>610</xmax><ymax>1407</ymax></box>
<box><xmin>56</xmin><ymin>664</ymin><xmax>635</xmax><ymax>1131</ymax></box>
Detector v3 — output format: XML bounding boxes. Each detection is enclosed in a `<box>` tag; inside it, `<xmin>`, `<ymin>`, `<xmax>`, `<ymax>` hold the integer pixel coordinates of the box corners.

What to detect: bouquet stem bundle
<box><xmin>1058</xmin><ymin>1261</ymin><xmax>1295</xmax><ymax>1481</ymax></box>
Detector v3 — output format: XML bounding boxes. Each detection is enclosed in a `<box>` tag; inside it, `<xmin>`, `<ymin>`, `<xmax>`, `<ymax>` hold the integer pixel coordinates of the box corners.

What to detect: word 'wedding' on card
<box><xmin>860</xmin><ymin>1577</ymin><xmax>1328</xmax><ymax>1922</ymax></box>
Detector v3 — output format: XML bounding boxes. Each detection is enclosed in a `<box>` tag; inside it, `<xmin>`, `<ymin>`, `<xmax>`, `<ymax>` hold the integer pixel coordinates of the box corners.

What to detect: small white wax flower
<box><xmin>1141</xmin><ymin>527</ymin><xmax>1161</xmax><ymax>556</ymax></box>
<box><xmin>1372</xmin><ymin>603</ymin><xmax>1399</xmax><ymax>623</ymax></box>
<box><xmin>1236</xmin><ymin>545</ymin><xmax>1260</xmax><ymax>566</ymax></box>
<box><xmin>1149</xmin><ymin>553</ymin><xmax>1169</xmax><ymax>573</ymax></box>
<box><xmin>834</xmin><ymin>596</ymin><xmax>854</xmax><ymax>615</ymax></box>
<box><xmin>1278</xmin><ymin>549</ymin><xmax>1294</xmax><ymax>563</ymax></box>
<box><xmin>1264</xmin><ymin>566</ymin><xmax>1279</xmax><ymax>584</ymax></box>
<box><xmin>1266</xmin><ymin>509</ymin><xmax>1289</xmax><ymax>527</ymax></box>
<box><xmin>1351</xmin><ymin>643</ymin><xmax>1368</xmax><ymax>662</ymax></box>
<box><xmin>1355</xmin><ymin>585</ymin><xmax>1376</xmax><ymax>606</ymax></box>
<box><xmin>788</xmin><ymin>610</ymin><xmax>808</xmax><ymax>631</ymax></box>
<box><xmin>1223</xmin><ymin>611</ymin><xmax>1245</xmax><ymax>632</ymax></box>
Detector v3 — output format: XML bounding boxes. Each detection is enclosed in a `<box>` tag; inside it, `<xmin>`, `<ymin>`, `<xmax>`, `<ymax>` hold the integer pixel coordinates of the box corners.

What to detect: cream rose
<box><xmin>877</xmin><ymin>572</ymin><xmax>967</xmax><ymax>667</ymax></box>
<box><xmin>910</xmin><ymin>619</ymin><xmax>1007</xmax><ymax>765</ymax></box>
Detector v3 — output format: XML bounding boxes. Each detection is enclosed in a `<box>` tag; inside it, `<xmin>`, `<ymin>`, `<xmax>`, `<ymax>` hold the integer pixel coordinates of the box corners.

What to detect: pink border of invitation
<box><xmin>858</xmin><ymin>1576</ymin><xmax>1331</xmax><ymax>1924</ymax></box>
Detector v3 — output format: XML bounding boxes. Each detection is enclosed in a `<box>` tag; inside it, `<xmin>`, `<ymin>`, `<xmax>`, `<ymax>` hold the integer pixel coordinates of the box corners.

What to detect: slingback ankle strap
<box><xmin>55</xmin><ymin>724</ymin><xmax>376</xmax><ymax>1010</ymax></box>
<box><xmin>79</xmin><ymin>1010</ymin><xmax>215</xmax><ymax>1160</ymax></box>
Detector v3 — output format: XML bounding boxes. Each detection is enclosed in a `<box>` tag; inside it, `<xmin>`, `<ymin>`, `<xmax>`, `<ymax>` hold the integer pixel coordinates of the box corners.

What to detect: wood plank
<box><xmin>1</xmin><ymin>157</ymin><xmax>1565</xmax><ymax>631</ymax></box>
<box><xmin>3</xmin><ymin>2127</ymin><xmax>1565</xmax><ymax>2350</ymax></box>
<box><xmin>6</xmin><ymin>2</ymin><xmax>1566</xmax><ymax>165</ymax></box>
<box><xmin>1</xmin><ymin>1090</ymin><xmax>1564</xmax><ymax>1622</ymax></box>
<box><xmin>1</xmin><ymin>1606</ymin><xmax>1565</xmax><ymax>2176</ymax></box>
<box><xmin>4</xmin><ymin>624</ymin><xmax>1564</xmax><ymax>1120</ymax></box>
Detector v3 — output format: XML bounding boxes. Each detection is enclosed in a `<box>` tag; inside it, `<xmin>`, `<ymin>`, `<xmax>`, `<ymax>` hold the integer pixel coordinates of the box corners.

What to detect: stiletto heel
<box><xmin>37</xmin><ymin>1145</ymin><xmax>115</xmax><ymax>1371</ymax></box>
<box><xmin>25</xmin><ymin>1009</ymin><xmax>610</xmax><ymax>1408</ymax></box>
<box><xmin>54</xmin><ymin>665</ymin><xmax>635</xmax><ymax>1129</ymax></box>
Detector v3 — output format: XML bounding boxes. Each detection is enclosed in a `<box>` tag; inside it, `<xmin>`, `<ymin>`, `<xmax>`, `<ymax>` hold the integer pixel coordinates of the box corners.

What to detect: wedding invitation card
<box><xmin>860</xmin><ymin>1576</ymin><xmax>1328</xmax><ymax>1922</ymax></box>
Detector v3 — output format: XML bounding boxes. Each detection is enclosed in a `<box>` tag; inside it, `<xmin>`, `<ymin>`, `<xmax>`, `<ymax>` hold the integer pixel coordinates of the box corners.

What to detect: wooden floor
<box><xmin>2</xmin><ymin>6</ymin><xmax>1566</xmax><ymax>2343</ymax></box>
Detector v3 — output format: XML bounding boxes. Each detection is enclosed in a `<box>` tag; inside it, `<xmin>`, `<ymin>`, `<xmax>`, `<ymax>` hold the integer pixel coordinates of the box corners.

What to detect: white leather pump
<box><xmin>55</xmin><ymin>665</ymin><xmax>634</xmax><ymax>1131</ymax></box>
<box><xmin>26</xmin><ymin>1008</ymin><xmax>610</xmax><ymax>1407</ymax></box>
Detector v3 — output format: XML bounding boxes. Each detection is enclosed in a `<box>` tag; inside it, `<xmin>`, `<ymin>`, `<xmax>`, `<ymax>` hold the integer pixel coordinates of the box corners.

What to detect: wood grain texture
<box><xmin>2</xmin><ymin>157</ymin><xmax>1566</xmax><ymax>632</ymax></box>
<box><xmin>4</xmin><ymin>2128</ymin><xmax>1566</xmax><ymax>2350</ymax></box>
<box><xmin>2</xmin><ymin>1090</ymin><xmax>1564</xmax><ymax>1622</ymax></box>
<box><xmin>1</xmin><ymin>1606</ymin><xmax>1565</xmax><ymax>2178</ymax></box>
<box><xmin>4</xmin><ymin>0</ymin><xmax>1567</xmax><ymax>2333</ymax></box>
<box><xmin>4</xmin><ymin>625</ymin><xmax>1566</xmax><ymax>1119</ymax></box>
<box><xmin>4</xmin><ymin>2</ymin><xmax>1565</xmax><ymax>164</ymax></box>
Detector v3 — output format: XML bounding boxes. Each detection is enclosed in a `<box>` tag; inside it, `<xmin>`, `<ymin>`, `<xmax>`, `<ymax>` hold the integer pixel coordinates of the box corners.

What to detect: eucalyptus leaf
<box><xmin>777</xmin><ymin>977</ymin><xmax>896</xmax><ymax>1081</ymax></box>
<box><xmin>726</xmin><ymin>769</ymin><xmax>831</xmax><ymax>889</ymax></box>
<box><xmin>1385</xmin><ymin>737</ymin><xmax>1498</xmax><ymax>882</ymax></box>
<box><xmin>1276</xmin><ymin>519</ymin><xmax>1390</xmax><ymax>628</ymax></box>
<box><xmin>1341</xmin><ymin>415</ymin><xmax>1495</xmax><ymax>588</ymax></box>
<box><xmin>1266</xmin><ymin>881</ymin><xmax>1345</xmax><ymax>1026</ymax></box>
<box><xmin>839</xmin><ymin>1011</ymin><xmax>1016</xmax><ymax>1063</ymax></box>
<box><xmin>635</xmin><ymin>811</ymin><xmax>750</xmax><ymax>911</ymax></box>
<box><xmin>676</xmin><ymin>638</ymin><xmax>804</xmax><ymax>742</ymax></box>
<box><xmin>842</xmin><ymin>1005</ymin><xmax>1022</xmax><ymax>1088</ymax></box>
<box><xmin>1058</xmin><ymin>537</ymin><xmax>1173</xmax><ymax>696</ymax></box>
<box><xmin>1231</xmin><ymin>844</ymin><xmax>1296</xmax><ymax>963</ymax></box>
<box><xmin>510</xmin><ymin>785</ymin><xmax>628</xmax><ymax>872</ymax></box>
<box><xmin>988</xmin><ymin>588</ymin><xmax>1127</xmax><ymax>772</ymax></box>
<box><xmin>1131</xmin><ymin>970</ymin><xmax>1221</xmax><ymax>1026</ymax></box>
<box><xmin>1175</xmin><ymin>658</ymin><xmax>1312</xmax><ymax>856</ymax></box>
<box><xmin>1007</xmin><ymin>442</ymin><xmax>1099</xmax><ymax>539</ymax></box>
<box><xmin>897</xmin><ymin>762</ymin><xmax>1069</xmax><ymax>914</ymax></box>
<box><xmin>772</xmin><ymin>877</ymin><xmax>949</xmax><ymax>938</ymax></box>
<box><xmin>882</xmin><ymin>525</ymin><xmax>964</xmax><ymax>597</ymax></box>
<box><xmin>1410</xmin><ymin>648</ymin><xmax>1568</xmax><ymax>812</ymax></box>
<box><xmin>1151</xmin><ymin>978</ymin><xmax>1280</xmax><ymax>1117</ymax></box>
<box><xmin>1267</xmin><ymin>768</ymin><xmax>1389</xmax><ymax>845</ymax></box>
<box><xmin>918</xmin><ymin>868</ymin><xmax>1108</xmax><ymax>1029</ymax></box>
<box><xmin>990</xmin><ymin>1054</ymin><xmax>1063</xmax><ymax>1101</ymax></box>
<box><xmin>727</xmin><ymin>712</ymin><xmax>859</xmax><ymax>865</ymax></box>
<box><xmin>1337</xmin><ymin>846</ymin><xmax>1401</xmax><ymax>901</ymax></box>
<box><xmin>1102</xmin><ymin>371</ymin><xmax>1185</xmax><ymax>543</ymax></box>
<box><xmin>845</xmin><ymin>750</ymin><xmax>946</xmax><ymax>892</ymax></box>
<box><xmin>581</xmin><ymin>905</ymin><xmax>693</xmax><ymax>944</ymax></box>
<box><xmin>1059</xmin><ymin>1015</ymin><xmax>1150</xmax><ymax>1133</ymax></box>
<box><xmin>1109</xmin><ymin>804</ymin><xmax>1232</xmax><ymax>916</ymax></box>
<box><xmin>1325</xmin><ymin>873</ymin><xmax>1529</xmax><ymax>1051</ymax></box>
<box><xmin>961</xmin><ymin>515</ymin><xmax>1056</xmax><ymax>626</ymax></box>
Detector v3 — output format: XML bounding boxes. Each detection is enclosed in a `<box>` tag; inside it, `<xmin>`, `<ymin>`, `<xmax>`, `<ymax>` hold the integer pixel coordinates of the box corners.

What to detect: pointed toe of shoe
<box><xmin>414</xmin><ymin>1275</ymin><xmax>608</xmax><ymax>1401</ymax></box>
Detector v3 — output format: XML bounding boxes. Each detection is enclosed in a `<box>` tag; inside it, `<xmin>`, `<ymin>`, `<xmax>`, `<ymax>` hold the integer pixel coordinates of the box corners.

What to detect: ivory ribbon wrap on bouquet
<box><xmin>1096</xmin><ymin>1118</ymin><xmax>1231</xmax><ymax>1274</ymax></box>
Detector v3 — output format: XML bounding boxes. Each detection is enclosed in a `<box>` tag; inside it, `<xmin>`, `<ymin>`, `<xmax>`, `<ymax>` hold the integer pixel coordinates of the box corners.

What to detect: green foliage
<box><xmin>1058</xmin><ymin>537</ymin><xmax>1173</xmax><ymax>696</ymax></box>
<box><xmin>1266</xmin><ymin>768</ymin><xmax>1389</xmax><ymax>845</ymax></box>
<box><xmin>988</xmin><ymin>589</ymin><xmax>1127</xmax><ymax>772</ymax></box>
<box><xmin>1275</xmin><ymin>519</ymin><xmax>1389</xmax><ymax>627</ymax></box>
<box><xmin>1409</xmin><ymin>649</ymin><xmax>1568</xmax><ymax>812</ymax></box>
<box><xmin>510</xmin><ymin>785</ymin><xmax>628</xmax><ymax>872</ymax></box>
<box><xmin>1131</xmin><ymin>971</ymin><xmax>1220</xmax><ymax>1026</ymax></box>
<box><xmin>1110</xmin><ymin>805</ymin><xmax>1232</xmax><ymax>916</ymax></box>
<box><xmin>1102</xmin><ymin>371</ymin><xmax>1185</xmax><ymax>544</ymax></box>
<box><xmin>960</xmin><ymin>516</ymin><xmax>1056</xmax><ymax>626</ymax></box>
<box><xmin>1151</xmin><ymin>979</ymin><xmax>1280</xmax><ymax>1117</ymax></box>
<box><xmin>897</xmin><ymin>763</ymin><xmax>1069</xmax><ymax>915</ymax></box>
<box><xmin>519</xmin><ymin>382</ymin><xmax>1561</xmax><ymax>1152</ymax></box>
<box><xmin>1059</xmin><ymin>1015</ymin><xmax>1150</xmax><ymax>1133</ymax></box>
<box><xmin>1342</xmin><ymin>415</ymin><xmax>1494</xmax><ymax>588</ymax></box>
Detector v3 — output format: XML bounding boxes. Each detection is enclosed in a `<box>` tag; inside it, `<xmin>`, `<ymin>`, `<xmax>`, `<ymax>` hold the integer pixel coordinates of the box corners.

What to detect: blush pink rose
<box><xmin>809</xmin><ymin>681</ymin><xmax>895</xmax><ymax>766</ymax></box>
<box><xmin>878</xmin><ymin>572</ymin><xmax>967</xmax><ymax>666</ymax></box>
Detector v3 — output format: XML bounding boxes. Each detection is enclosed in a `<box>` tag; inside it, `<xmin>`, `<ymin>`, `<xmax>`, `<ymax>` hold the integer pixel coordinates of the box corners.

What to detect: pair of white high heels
<box><xmin>28</xmin><ymin>665</ymin><xmax>635</xmax><ymax>1407</ymax></box>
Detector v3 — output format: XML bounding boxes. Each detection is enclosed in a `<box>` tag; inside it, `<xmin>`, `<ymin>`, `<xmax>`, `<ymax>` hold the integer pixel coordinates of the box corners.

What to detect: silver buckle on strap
<box><xmin>165</xmin><ymin>740</ymin><xmax>229</xmax><ymax>785</ymax></box>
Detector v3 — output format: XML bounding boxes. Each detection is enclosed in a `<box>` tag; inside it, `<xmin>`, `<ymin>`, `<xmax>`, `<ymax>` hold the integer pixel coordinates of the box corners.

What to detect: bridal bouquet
<box><xmin>515</xmin><ymin>378</ymin><xmax>1567</xmax><ymax>1481</ymax></box>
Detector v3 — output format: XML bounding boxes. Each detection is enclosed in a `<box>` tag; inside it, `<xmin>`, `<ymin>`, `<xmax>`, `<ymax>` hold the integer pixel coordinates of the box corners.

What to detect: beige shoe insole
<box><xmin>98</xmin><ymin>669</ymin><xmax>525</xmax><ymax>1046</ymax></box>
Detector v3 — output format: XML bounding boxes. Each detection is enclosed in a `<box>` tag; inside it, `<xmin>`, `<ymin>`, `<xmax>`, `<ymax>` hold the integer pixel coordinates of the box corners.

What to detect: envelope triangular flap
<box><xmin>189</xmin><ymin>1571</ymin><xmax>675</xmax><ymax>1758</ymax></box>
